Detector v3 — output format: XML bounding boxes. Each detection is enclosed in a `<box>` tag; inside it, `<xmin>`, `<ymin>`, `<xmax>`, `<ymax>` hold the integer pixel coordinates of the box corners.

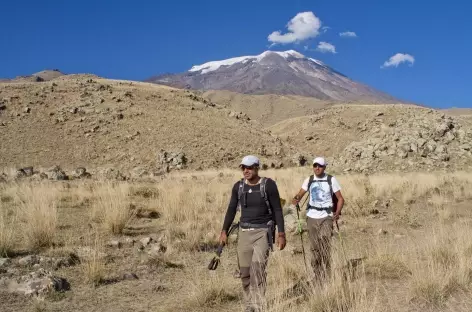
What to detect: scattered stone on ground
<box><xmin>106</xmin><ymin>240</ymin><xmax>122</xmax><ymax>249</ymax></box>
<box><xmin>228</xmin><ymin>111</ymin><xmax>250</xmax><ymax>121</ymax></box>
<box><xmin>0</xmin><ymin>258</ymin><xmax>11</xmax><ymax>267</ymax></box>
<box><xmin>18</xmin><ymin>255</ymin><xmax>40</xmax><ymax>267</ymax></box>
<box><xmin>0</xmin><ymin>268</ymin><xmax>70</xmax><ymax>296</ymax></box>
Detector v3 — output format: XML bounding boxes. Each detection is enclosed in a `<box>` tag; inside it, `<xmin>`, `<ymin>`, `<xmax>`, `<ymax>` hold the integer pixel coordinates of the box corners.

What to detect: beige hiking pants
<box><xmin>237</xmin><ymin>228</ymin><xmax>270</xmax><ymax>311</ymax></box>
<box><xmin>307</xmin><ymin>216</ymin><xmax>333</xmax><ymax>280</ymax></box>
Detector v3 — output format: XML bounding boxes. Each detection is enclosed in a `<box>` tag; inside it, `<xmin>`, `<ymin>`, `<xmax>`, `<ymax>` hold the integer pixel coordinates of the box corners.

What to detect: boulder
<box><xmin>0</xmin><ymin>269</ymin><xmax>70</xmax><ymax>296</ymax></box>
<box><xmin>292</xmin><ymin>154</ymin><xmax>307</xmax><ymax>167</ymax></box>
<box><xmin>106</xmin><ymin>240</ymin><xmax>122</xmax><ymax>249</ymax></box>
<box><xmin>46</xmin><ymin>166</ymin><xmax>69</xmax><ymax>181</ymax></box>
<box><xmin>0</xmin><ymin>258</ymin><xmax>11</xmax><ymax>267</ymax></box>
<box><xmin>15</xmin><ymin>169</ymin><xmax>27</xmax><ymax>179</ymax></box>
<box><xmin>74</xmin><ymin>167</ymin><xmax>91</xmax><ymax>179</ymax></box>
<box><xmin>139</xmin><ymin>237</ymin><xmax>152</xmax><ymax>247</ymax></box>
<box><xmin>460</xmin><ymin>144</ymin><xmax>471</xmax><ymax>151</ymax></box>
<box><xmin>97</xmin><ymin>167</ymin><xmax>126</xmax><ymax>181</ymax></box>
<box><xmin>122</xmin><ymin>273</ymin><xmax>138</xmax><ymax>281</ymax></box>
<box><xmin>22</xmin><ymin>167</ymin><xmax>34</xmax><ymax>177</ymax></box>
<box><xmin>18</xmin><ymin>255</ymin><xmax>39</xmax><ymax>267</ymax></box>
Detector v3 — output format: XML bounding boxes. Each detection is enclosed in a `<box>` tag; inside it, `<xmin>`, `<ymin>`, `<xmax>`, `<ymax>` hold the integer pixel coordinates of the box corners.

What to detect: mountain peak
<box><xmin>189</xmin><ymin>50</ymin><xmax>308</xmax><ymax>74</ymax></box>
<box><xmin>146</xmin><ymin>51</ymin><xmax>401</xmax><ymax>103</ymax></box>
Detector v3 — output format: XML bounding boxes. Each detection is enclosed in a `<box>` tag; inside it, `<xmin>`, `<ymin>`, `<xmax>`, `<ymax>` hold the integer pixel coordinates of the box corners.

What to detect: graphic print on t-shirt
<box><xmin>311</xmin><ymin>181</ymin><xmax>329</xmax><ymax>203</ymax></box>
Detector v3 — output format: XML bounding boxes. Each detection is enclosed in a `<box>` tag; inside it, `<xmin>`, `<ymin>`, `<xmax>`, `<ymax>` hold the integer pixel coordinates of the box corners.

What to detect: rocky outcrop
<box><xmin>157</xmin><ymin>150</ymin><xmax>188</xmax><ymax>171</ymax></box>
<box><xmin>338</xmin><ymin>111</ymin><xmax>472</xmax><ymax>173</ymax></box>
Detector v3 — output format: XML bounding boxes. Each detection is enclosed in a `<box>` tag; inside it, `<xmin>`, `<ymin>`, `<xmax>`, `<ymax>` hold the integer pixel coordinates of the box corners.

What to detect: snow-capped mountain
<box><xmin>145</xmin><ymin>50</ymin><xmax>401</xmax><ymax>103</ymax></box>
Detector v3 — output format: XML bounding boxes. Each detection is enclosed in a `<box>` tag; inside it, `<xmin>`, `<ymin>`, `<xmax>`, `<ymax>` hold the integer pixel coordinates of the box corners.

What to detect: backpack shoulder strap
<box><xmin>327</xmin><ymin>174</ymin><xmax>333</xmax><ymax>195</ymax></box>
<box><xmin>259</xmin><ymin>177</ymin><xmax>272</xmax><ymax>216</ymax></box>
<box><xmin>307</xmin><ymin>175</ymin><xmax>315</xmax><ymax>190</ymax></box>
<box><xmin>236</xmin><ymin>178</ymin><xmax>245</xmax><ymax>211</ymax></box>
<box><xmin>305</xmin><ymin>175</ymin><xmax>315</xmax><ymax>209</ymax></box>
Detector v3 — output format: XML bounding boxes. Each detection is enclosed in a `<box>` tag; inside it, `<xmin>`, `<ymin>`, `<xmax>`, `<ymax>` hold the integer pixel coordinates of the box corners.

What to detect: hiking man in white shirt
<box><xmin>291</xmin><ymin>157</ymin><xmax>344</xmax><ymax>281</ymax></box>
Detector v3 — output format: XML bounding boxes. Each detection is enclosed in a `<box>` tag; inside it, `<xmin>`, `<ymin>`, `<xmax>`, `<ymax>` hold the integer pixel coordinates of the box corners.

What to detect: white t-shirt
<box><xmin>301</xmin><ymin>174</ymin><xmax>341</xmax><ymax>219</ymax></box>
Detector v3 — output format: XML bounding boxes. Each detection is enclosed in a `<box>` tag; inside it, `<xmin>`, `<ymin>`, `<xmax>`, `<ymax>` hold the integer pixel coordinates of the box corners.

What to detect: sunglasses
<box><xmin>240</xmin><ymin>165</ymin><xmax>257</xmax><ymax>170</ymax></box>
<box><xmin>313</xmin><ymin>163</ymin><xmax>325</xmax><ymax>168</ymax></box>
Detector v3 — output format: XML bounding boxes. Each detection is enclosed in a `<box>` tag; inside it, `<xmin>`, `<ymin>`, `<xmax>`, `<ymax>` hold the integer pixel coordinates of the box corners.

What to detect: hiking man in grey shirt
<box><xmin>220</xmin><ymin>155</ymin><xmax>286</xmax><ymax>312</ymax></box>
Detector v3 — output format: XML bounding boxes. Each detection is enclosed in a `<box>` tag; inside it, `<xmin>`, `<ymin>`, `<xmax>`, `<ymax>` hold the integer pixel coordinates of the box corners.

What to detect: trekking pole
<box><xmin>295</xmin><ymin>193</ymin><xmax>309</xmax><ymax>271</ymax></box>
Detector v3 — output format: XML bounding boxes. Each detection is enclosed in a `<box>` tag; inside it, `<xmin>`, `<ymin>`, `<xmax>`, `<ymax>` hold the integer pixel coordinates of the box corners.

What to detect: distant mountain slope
<box><xmin>0</xmin><ymin>76</ymin><xmax>301</xmax><ymax>173</ymax></box>
<box><xmin>146</xmin><ymin>50</ymin><xmax>403</xmax><ymax>103</ymax></box>
<box><xmin>0</xmin><ymin>69</ymin><xmax>64</xmax><ymax>83</ymax></box>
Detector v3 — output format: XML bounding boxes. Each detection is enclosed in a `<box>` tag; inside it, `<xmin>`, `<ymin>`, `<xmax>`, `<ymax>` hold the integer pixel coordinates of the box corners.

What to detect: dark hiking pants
<box><xmin>237</xmin><ymin>228</ymin><xmax>270</xmax><ymax>311</ymax></box>
<box><xmin>307</xmin><ymin>216</ymin><xmax>333</xmax><ymax>281</ymax></box>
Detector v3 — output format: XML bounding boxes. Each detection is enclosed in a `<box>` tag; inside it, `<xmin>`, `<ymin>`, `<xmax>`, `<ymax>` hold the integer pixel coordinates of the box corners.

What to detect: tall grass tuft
<box><xmin>91</xmin><ymin>182</ymin><xmax>133</xmax><ymax>234</ymax></box>
<box><xmin>15</xmin><ymin>183</ymin><xmax>58</xmax><ymax>249</ymax></box>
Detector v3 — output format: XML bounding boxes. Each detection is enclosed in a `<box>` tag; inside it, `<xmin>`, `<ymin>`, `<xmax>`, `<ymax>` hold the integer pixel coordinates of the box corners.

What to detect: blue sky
<box><xmin>1</xmin><ymin>0</ymin><xmax>471</xmax><ymax>108</ymax></box>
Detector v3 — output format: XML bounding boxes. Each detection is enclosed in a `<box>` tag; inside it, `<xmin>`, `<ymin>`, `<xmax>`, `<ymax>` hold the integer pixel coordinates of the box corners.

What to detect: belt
<box><xmin>240</xmin><ymin>222</ymin><xmax>270</xmax><ymax>229</ymax></box>
<box><xmin>307</xmin><ymin>206</ymin><xmax>333</xmax><ymax>211</ymax></box>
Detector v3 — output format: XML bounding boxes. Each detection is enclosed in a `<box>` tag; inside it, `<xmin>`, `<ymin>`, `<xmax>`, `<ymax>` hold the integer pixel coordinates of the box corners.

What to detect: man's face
<box><xmin>241</xmin><ymin>165</ymin><xmax>258</xmax><ymax>180</ymax></box>
<box><xmin>313</xmin><ymin>163</ymin><xmax>325</xmax><ymax>176</ymax></box>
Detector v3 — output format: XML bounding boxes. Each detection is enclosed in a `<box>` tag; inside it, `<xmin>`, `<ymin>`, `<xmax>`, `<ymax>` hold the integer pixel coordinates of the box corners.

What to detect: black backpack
<box><xmin>236</xmin><ymin>177</ymin><xmax>271</xmax><ymax>215</ymax></box>
<box><xmin>306</xmin><ymin>174</ymin><xmax>338</xmax><ymax>213</ymax></box>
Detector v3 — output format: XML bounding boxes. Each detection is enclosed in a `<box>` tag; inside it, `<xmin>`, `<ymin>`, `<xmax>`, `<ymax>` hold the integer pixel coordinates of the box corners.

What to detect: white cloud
<box><xmin>268</xmin><ymin>12</ymin><xmax>322</xmax><ymax>44</ymax></box>
<box><xmin>316</xmin><ymin>42</ymin><xmax>337</xmax><ymax>54</ymax></box>
<box><xmin>322</xmin><ymin>26</ymin><xmax>330</xmax><ymax>33</ymax></box>
<box><xmin>382</xmin><ymin>53</ymin><xmax>415</xmax><ymax>68</ymax></box>
<box><xmin>340</xmin><ymin>31</ymin><xmax>357</xmax><ymax>38</ymax></box>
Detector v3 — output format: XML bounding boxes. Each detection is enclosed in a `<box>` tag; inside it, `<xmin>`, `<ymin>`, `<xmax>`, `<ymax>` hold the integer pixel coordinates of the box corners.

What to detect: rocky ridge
<box><xmin>269</xmin><ymin>104</ymin><xmax>472</xmax><ymax>173</ymax></box>
<box><xmin>339</xmin><ymin>109</ymin><xmax>472</xmax><ymax>173</ymax></box>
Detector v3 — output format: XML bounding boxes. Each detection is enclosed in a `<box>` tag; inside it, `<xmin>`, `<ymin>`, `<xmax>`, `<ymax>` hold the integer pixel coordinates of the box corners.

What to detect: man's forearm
<box><xmin>335</xmin><ymin>198</ymin><xmax>344</xmax><ymax>216</ymax></box>
<box><xmin>221</xmin><ymin>208</ymin><xmax>236</xmax><ymax>233</ymax></box>
<box><xmin>293</xmin><ymin>189</ymin><xmax>306</xmax><ymax>200</ymax></box>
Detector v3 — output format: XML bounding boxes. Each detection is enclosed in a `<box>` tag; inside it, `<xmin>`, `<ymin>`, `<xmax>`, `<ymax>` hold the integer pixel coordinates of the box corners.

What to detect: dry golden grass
<box><xmin>153</xmin><ymin>173</ymin><xmax>237</xmax><ymax>251</ymax></box>
<box><xmin>12</xmin><ymin>182</ymin><xmax>59</xmax><ymax>249</ymax></box>
<box><xmin>365</xmin><ymin>254</ymin><xmax>411</xmax><ymax>279</ymax></box>
<box><xmin>0</xmin><ymin>201</ymin><xmax>15</xmax><ymax>256</ymax></box>
<box><xmin>186</xmin><ymin>267</ymin><xmax>239</xmax><ymax>308</ymax></box>
<box><xmin>1</xmin><ymin>168</ymin><xmax>472</xmax><ymax>311</ymax></box>
<box><xmin>91</xmin><ymin>182</ymin><xmax>134</xmax><ymax>234</ymax></box>
<box><xmin>81</xmin><ymin>231</ymin><xmax>106</xmax><ymax>287</ymax></box>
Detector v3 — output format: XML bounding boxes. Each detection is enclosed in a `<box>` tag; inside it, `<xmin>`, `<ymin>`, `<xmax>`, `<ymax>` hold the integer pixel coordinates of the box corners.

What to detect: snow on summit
<box><xmin>189</xmin><ymin>50</ymin><xmax>306</xmax><ymax>74</ymax></box>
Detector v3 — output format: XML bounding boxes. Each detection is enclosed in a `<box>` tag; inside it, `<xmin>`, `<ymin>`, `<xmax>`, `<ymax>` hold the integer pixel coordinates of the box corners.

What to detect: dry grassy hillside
<box><xmin>202</xmin><ymin>90</ymin><xmax>331</xmax><ymax>126</ymax></box>
<box><xmin>443</xmin><ymin>108</ymin><xmax>472</xmax><ymax>123</ymax></box>
<box><xmin>0</xmin><ymin>76</ymin><xmax>301</xmax><ymax>174</ymax></box>
<box><xmin>1</xmin><ymin>168</ymin><xmax>472</xmax><ymax>312</ymax></box>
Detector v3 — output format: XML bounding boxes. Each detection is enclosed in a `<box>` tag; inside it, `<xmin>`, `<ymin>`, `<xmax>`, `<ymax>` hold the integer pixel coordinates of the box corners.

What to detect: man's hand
<box><xmin>219</xmin><ymin>231</ymin><xmax>227</xmax><ymax>246</ymax></box>
<box><xmin>333</xmin><ymin>213</ymin><xmax>340</xmax><ymax>222</ymax></box>
<box><xmin>332</xmin><ymin>214</ymin><xmax>340</xmax><ymax>230</ymax></box>
<box><xmin>291</xmin><ymin>196</ymin><xmax>300</xmax><ymax>206</ymax></box>
<box><xmin>277</xmin><ymin>232</ymin><xmax>286</xmax><ymax>250</ymax></box>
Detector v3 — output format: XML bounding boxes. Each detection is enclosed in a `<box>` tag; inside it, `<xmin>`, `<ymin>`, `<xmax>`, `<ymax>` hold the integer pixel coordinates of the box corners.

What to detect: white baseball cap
<box><xmin>313</xmin><ymin>157</ymin><xmax>327</xmax><ymax>166</ymax></box>
<box><xmin>240</xmin><ymin>155</ymin><xmax>260</xmax><ymax>167</ymax></box>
